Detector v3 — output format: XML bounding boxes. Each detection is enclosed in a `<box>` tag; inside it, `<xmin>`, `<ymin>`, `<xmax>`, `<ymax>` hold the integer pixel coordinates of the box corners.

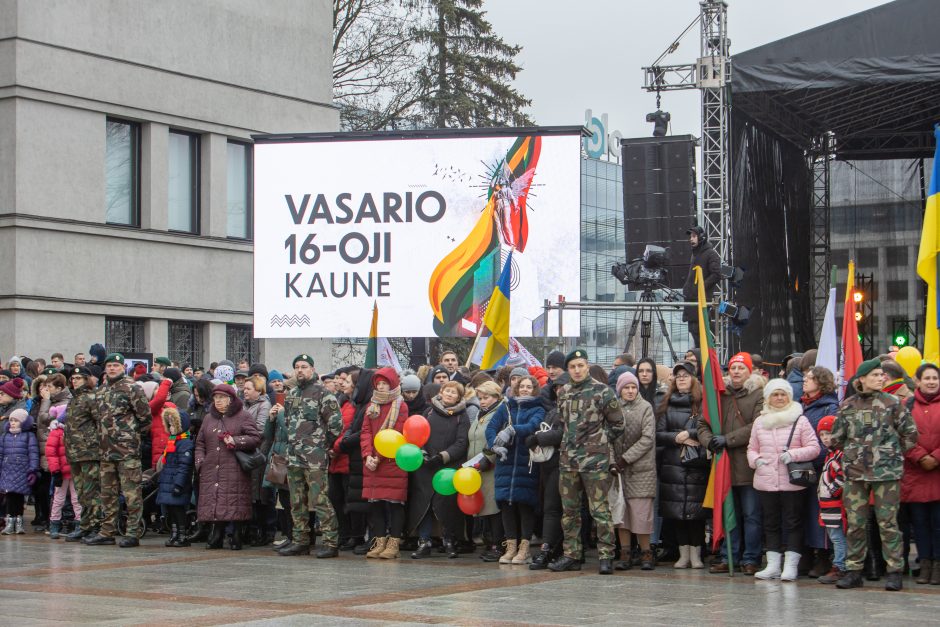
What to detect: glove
<box><xmin>52</xmin><ymin>472</ymin><xmax>63</xmax><ymax>488</ymax></box>
<box><xmin>707</xmin><ymin>435</ymin><xmax>727</xmax><ymax>452</ymax></box>
<box><xmin>27</xmin><ymin>472</ymin><xmax>38</xmax><ymax>487</ymax></box>
<box><xmin>472</xmin><ymin>456</ymin><xmax>493</xmax><ymax>472</ymax></box>
<box><xmin>491</xmin><ymin>446</ymin><xmax>509</xmax><ymax>462</ymax></box>
<box><xmin>494</xmin><ymin>426</ymin><xmax>514</xmax><ymax>448</ymax></box>
<box><xmin>755</xmin><ymin>458</ymin><xmax>769</xmax><ymax>468</ymax></box>
<box><xmin>525</xmin><ymin>434</ymin><xmax>539</xmax><ymax>450</ymax></box>
<box><xmin>425</xmin><ymin>453</ymin><xmax>443</xmax><ymax>470</ymax></box>
<box><xmin>779</xmin><ymin>451</ymin><xmax>792</xmax><ymax>465</ymax></box>
<box><xmin>172</xmin><ymin>486</ymin><xmax>183</xmax><ymax>497</ymax></box>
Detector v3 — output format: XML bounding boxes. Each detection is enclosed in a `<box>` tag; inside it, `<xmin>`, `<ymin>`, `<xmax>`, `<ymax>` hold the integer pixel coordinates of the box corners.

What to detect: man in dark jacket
<box><xmin>682</xmin><ymin>225</ymin><xmax>722</xmax><ymax>346</ymax></box>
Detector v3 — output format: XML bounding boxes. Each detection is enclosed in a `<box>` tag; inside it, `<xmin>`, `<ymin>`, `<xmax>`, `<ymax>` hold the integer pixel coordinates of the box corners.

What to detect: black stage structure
<box><xmin>730</xmin><ymin>0</ymin><xmax>940</xmax><ymax>359</ymax></box>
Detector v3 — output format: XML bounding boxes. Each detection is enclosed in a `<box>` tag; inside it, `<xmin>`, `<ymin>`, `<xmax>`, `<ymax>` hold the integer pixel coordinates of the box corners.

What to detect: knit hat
<box><xmin>9</xmin><ymin>408</ymin><xmax>28</xmax><ymax>423</ymax></box>
<box><xmin>0</xmin><ymin>378</ymin><xmax>25</xmax><ymax>399</ymax></box>
<box><xmin>155</xmin><ymin>357</ymin><xmax>172</xmax><ymax>367</ymax></box>
<box><xmin>510</xmin><ymin>367</ymin><xmax>529</xmax><ymax>379</ymax></box>
<box><xmin>248</xmin><ymin>364</ymin><xmax>269</xmax><ymax>380</ymax></box>
<box><xmin>164</xmin><ymin>367</ymin><xmax>182</xmax><ymax>383</ymax></box>
<box><xmin>293</xmin><ymin>354</ymin><xmax>315</xmax><ymax>368</ymax></box>
<box><xmin>104</xmin><ymin>353</ymin><xmax>125</xmax><ymax>365</ymax></box>
<box><xmin>546</xmin><ymin>350</ymin><xmax>566</xmax><ymax>370</ymax></box>
<box><xmin>268</xmin><ymin>369</ymin><xmax>284</xmax><ymax>383</ymax></box>
<box><xmin>401</xmin><ymin>374</ymin><xmax>421</xmax><ymax>392</ymax></box>
<box><xmin>505</xmin><ymin>354</ymin><xmax>528</xmax><ymax>368</ymax></box>
<box><xmin>132</xmin><ymin>363</ymin><xmax>147</xmax><ymax>379</ymax></box>
<box><xmin>218</xmin><ymin>359</ymin><xmax>235</xmax><ymax>369</ymax></box>
<box><xmin>136</xmin><ymin>380</ymin><xmax>159</xmax><ymax>400</ymax></box>
<box><xmin>728</xmin><ymin>352</ymin><xmax>753</xmax><ymax>372</ymax></box>
<box><xmin>615</xmin><ymin>371</ymin><xmax>639</xmax><ymax>397</ymax></box>
<box><xmin>854</xmin><ymin>358</ymin><xmax>882</xmax><ymax>379</ymax></box>
<box><xmin>762</xmin><ymin>377</ymin><xmax>794</xmax><ymax>404</ymax></box>
<box><xmin>214</xmin><ymin>364</ymin><xmax>234</xmax><ymax>383</ymax></box>
<box><xmin>816</xmin><ymin>415</ymin><xmax>837</xmax><ymax>435</ymax></box>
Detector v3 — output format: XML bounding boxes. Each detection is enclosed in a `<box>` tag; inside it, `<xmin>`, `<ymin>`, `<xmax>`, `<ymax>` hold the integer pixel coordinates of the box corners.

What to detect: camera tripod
<box><xmin>624</xmin><ymin>288</ymin><xmax>680</xmax><ymax>362</ymax></box>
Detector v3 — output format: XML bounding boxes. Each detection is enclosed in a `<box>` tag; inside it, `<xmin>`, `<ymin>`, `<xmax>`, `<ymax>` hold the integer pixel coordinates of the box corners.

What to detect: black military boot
<box><xmin>118</xmin><ymin>536</ymin><xmax>139</xmax><ymax>548</ymax></box>
<box><xmin>279</xmin><ymin>542</ymin><xmax>311</xmax><ymax>556</ymax></box>
<box><xmin>65</xmin><ymin>526</ymin><xmax>87</xmax><ymax>542</ymax></box>
<box><xmin>83</xmin><ymin>533</ymin><xmax>116</xmax><ymax>546</ymax></box>
<box><xmin>316</xmin><ymin>545</ymin><xmax>339</xmax><ymax>558</ymax></box>
<box><xmin>528</xmin><ymin>547</ymin><xmax>551</xmax><ymax>570</ymax></box>
<box><xmin>885</xmin><ymin>571</ymin><xmax>903</xmax><ymax>591</ymax></box>
<box><xmin>548</xmin><ymin>555</ymin><xmax>582</xmax><ymax>572</ymax></box>
<box><xmin>599</xmin><ymin>558</ymin><xmax>613</xmax><ymax>575</ymax></box>
<box><xmin>836</xmin><ymin>570</ymin><xmax>864</xmax><ymax>589</ymax></box>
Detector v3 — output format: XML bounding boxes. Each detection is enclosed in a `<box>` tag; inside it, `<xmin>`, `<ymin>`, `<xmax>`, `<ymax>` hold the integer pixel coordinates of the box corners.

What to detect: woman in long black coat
<box><xmin>656</xmin><ymin>362</ymin><xmax>710</xmax><ymax>569</ymax></box>
<box><xmin>195</xmin><ymin>385</ymin><xmax>261</xmax><ymax>550</ymax></box>
<box><xmin>337</xmin><ymin>369</ymin><xmax>371</xmax><ymax>552</ymax></box>
<box><xmin>408</xmin><ymin>380</ymin><xmax>470</xmax><ymax>559</ymax></box>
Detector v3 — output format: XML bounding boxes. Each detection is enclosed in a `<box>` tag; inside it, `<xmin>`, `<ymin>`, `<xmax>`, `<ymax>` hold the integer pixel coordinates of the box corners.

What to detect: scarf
<box><xmin>800</xmin><ymin>391</ymin><xmax>821</xmax><ymax>406</ymax></box>
<box><xmin>883</xmin><ymin>379</ymin><xmax>905</xmax><ymax>395</ymax></box>
<box><xmin>430</xmin><ymin>395</ymin><xmax>467</xmax><ymax>416</ymax></box>
<box><xmin>366</xmin><ymin>386</ymin><xmax>403</xmax><ymax>431</ymax></box>
<box><xmin>160</xmin><ymin>431</ymin><xmax>190</xmax><ymax>467</ymax></box>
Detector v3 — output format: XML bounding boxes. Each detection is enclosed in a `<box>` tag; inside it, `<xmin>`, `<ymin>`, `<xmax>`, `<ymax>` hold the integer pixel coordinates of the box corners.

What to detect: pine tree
<box><xmin>413</xmin><ymin>0</ymin><xmax>532</xmax><ymax>128</ymax></box>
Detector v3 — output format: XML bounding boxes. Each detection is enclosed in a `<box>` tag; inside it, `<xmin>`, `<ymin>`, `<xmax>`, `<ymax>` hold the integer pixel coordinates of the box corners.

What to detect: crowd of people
<box><xmin>0</xmin><ymin>342</ymin><xmax>938</xmax><ymax>591</ymax></box>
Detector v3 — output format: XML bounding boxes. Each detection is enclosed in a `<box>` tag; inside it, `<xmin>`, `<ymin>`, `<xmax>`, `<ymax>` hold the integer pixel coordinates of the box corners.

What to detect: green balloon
<box><xmin>432</xmin><ymin>468</ymin><xmax>457</xmax><ymax>495</ymax></box>
<box><xmin>395</xmin><ymin>443</ymin><xmax>424</xmax><ymax>472</ymax></box>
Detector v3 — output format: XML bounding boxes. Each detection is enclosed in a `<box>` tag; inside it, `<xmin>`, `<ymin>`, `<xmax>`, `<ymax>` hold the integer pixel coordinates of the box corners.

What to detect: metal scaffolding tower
<box><xmin>810</xmin><ymin>133</ymin><xmax>834</xmax><ymax>337</ymax></box>
<box><xmin>643</xmin><ymin>0</ymin><xmax>732</xmax><ymax>359</ymax></box>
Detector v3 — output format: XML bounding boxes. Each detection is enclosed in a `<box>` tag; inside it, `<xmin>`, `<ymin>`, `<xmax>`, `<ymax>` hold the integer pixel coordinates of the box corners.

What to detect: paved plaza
<box><xmin>1</xmin><ymin>533</ymin><xmax>939</xmax><ymax>626</ymax></box>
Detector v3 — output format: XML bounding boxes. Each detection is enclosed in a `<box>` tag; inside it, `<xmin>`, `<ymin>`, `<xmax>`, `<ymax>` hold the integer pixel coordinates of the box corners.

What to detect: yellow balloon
<box><xmin>453</xmin><ymin>467</ymin><xmax>482</xmax><ymax>496</ymax></box>
<box><xmin>895</xmin><ymin>346</ymin><xmax>922</xmax><ymax>378</ymax></box>
<box><xmin>374</xmin><ymin>429</ymin><xmax>405</xmax><ymax>459</ymax></box>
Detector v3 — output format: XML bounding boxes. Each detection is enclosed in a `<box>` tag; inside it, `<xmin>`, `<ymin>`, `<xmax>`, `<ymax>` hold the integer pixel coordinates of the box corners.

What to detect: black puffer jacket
<box><xmin>681</xmin><ymin>240</ymin><xmax>721</xmax><ymax>321</ymax></box>
<box><xmin>338</xmin><ymin>370</ymin><xmax>372</xmax><ymax>515</ymax></box>
<box><xmin>655</xmin><ymin>392</ymin><xmax>710</xmax><ymax>521</ymax></box>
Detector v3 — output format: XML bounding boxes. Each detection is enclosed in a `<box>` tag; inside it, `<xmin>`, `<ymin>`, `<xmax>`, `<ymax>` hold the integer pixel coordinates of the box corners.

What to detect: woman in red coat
<box><xmin>903</xmin><ymin>363</ymin><xmax>940</xmax><ymax>584</ymax></box>
<box><xmin>360</xmin><ymin>367</ymin><xmax>409</xmax><ymax>559</ymax></box>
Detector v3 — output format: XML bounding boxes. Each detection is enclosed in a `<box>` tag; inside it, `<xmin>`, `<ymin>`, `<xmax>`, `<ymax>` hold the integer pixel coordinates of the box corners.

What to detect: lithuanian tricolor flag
<box><xmin>480</xmin><ymin>251</ymin><xmax>512</xmax><ymax>369</ymax></box>
<box><xmin>917</xmin><ymin>127</ymin><xmax>940</xmax><ymax>363</ymax></box>
<box><xmin>364</xmin><ymin>301</ymin><xmax>378</xmax><ymax>368</ymax></box>
<box><xmin>697</xmin><ymin>266</ymin><xmax>736</xmax><ymax>566</ymax></box>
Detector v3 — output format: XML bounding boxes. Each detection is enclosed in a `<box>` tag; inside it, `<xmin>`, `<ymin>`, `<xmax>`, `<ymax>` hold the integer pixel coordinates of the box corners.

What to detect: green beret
<box><xmin>104</xmin><ymin>353</ymin><xmax>125</xmax><ymax>365</ymax></box>
<box><xmin>565</xmin><ymin>348</ymin><xmax>589</xmax><ymax>367</ymax></box>
<box><xmin>293</xmin><ymin>354</ymin><xmax>315</xmax><ymax>368</ymax></box>
<box><xmin>41</xmin><ymin>367</ymin><xmax>59</xmax><ymax>377</ymax></box>
<box><xmin>155</xmin><ymin>357</ymin><xmax>172</xmax><ymax>367</ymax></box>
<box><xmin>855</xmin><ymin>358</ymin><xmax>883</xmax><ymax>379</ymax></box>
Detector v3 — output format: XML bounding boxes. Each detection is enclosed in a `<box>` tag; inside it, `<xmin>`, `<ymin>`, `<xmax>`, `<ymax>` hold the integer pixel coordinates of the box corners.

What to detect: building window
<box><xmin>226</xmin><ymin>324</ymin><xmax>258</xmax><ymax>365</ymax></box>
<box><xmin>105</xmin><ymin>317</ymin><xmax>144</xmax><ymax>353</ymax></box>
<box><xmin>168</xmin><ymin>321</ymin><xmax>203</xmax><ymax>367</ymax></box>
<box><xmin>105</xmin><ymin>119</ymin><xmax>140</xmax><ymax>226</ymax></box>
<box><xmin>227</xmin><ymin>141</ymin><xmax>252</xmax><ymax>239</ymax></box>
<box><xmin>168</xmin><ymin>131</ymin><xmax>200</xmax><ymax>233</ymax></box>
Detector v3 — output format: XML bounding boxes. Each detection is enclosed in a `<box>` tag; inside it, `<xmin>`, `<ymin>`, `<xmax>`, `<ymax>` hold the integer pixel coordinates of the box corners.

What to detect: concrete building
<box><xmin>0</xmin><ymin>0</ymin><xmax>336</xmax><ymax>369</ymax></box>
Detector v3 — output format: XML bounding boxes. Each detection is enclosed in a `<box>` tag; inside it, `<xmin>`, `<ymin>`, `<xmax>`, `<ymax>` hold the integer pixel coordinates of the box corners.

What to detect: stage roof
<box><xmin>731</xmin><ymin>0</ymin><xmax>940</xmax><ymax>159</ymax></box>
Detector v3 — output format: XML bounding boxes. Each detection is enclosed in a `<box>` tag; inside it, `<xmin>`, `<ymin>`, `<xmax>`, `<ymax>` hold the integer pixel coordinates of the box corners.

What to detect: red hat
<box><xmin>728</xmin><ymin>352</ymin><xmax>753</xmax><ymax>372</ymax></box>
<box><xmin>816</xmin><ymin>415</ymin><xmax>836</xmax><ymax>435</ymax></box>
<box><xmin>0</xmin><ymin>378</ymin><xmax>24</xmax><ymax>399</ymax></box>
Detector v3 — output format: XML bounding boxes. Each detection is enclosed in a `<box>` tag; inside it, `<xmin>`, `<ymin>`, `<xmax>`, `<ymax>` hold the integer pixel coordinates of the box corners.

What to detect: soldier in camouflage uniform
<box><xmin>84</xmin><ymin>354</ymin><xmax>152</xmax><ymax>547</ymax></box>
<box><xmin>62</xmin><ymin>366</ymin><xmax>102</xmax><ymax>541</ymax></box>
<box><xmin>548</xmin><ymin>349</ymin><xmax>625</xmax><ymax>574</ymax></box>
<box><xmin>832</xmin><ymin>358</ymin><xmax>918</xmax><ymax>591</ymax></box>
<box><xmin>274</xmin><ymin>354</ymin><xmax>343</xmax><ymax>558</ymax></box>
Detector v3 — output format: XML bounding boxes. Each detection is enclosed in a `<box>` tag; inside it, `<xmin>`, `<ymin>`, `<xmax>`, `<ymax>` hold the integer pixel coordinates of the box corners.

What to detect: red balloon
<box><xmin>457</xmin><ymin>490</ymin><xmax>484</xmax><ymax>515</ymax></box>
<box><xmin>403</xmin><ymin>414</ymin><xmax>431</xmax><ymax>447</ymax></box>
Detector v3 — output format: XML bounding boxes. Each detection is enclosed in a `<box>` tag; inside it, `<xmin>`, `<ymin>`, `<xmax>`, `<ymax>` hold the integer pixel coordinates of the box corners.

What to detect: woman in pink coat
<box><xmin>747</xmin><ymin>378</ymin><xmax>820</xmax><ymax>581</ymax></box>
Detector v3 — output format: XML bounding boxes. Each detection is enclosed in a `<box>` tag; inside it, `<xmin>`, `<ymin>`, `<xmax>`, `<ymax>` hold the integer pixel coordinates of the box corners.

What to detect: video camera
<box><xmin>612</xmin><ymin>245</ymin><xmax>670</xmax><ymax>290</ymax></box>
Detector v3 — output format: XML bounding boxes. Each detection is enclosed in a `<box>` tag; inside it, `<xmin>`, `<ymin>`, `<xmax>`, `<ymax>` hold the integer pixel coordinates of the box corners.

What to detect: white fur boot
<box><xmin>755</xmin><ymin>551</ymin><xmax>782</xmax><ymax>580</ymax></box>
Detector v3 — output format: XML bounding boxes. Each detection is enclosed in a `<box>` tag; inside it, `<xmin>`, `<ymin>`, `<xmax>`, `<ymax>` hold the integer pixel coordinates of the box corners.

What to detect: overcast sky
<box><xmin>485</xmin><ymin>0</ymin><xmax>892</xmax><ymax>139</ymax></box>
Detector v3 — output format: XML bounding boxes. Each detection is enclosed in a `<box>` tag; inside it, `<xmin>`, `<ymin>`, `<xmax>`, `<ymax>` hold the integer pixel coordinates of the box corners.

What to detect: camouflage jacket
<box><xmin>284</xmin><ymin>378</ymin><xmax>343</xmax><ymax>470</ymax></box>
<box><xmin>831</xmin><ymin>390</ymin><xmax>918</xmax><ymax>482</ymax></box>
<box><xmin>558</xmin><ymin>377</ymin><xmax>625</xmax><ymax>473</ymax></box>
<box><xmin>98</xmin><ymin>376</ymin><xmax>152</xmax><ymax>461</ymax></box>
<box><xmin>64</xmin><ymin>385</ymin><xmax>99</xmax><ymax>463</ymax></box>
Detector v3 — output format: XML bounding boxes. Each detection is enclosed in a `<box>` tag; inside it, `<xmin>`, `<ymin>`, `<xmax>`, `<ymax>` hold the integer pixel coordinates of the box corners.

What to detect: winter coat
<box><xmin>615</xmin><ymin>396</ymin><xmax>656</xmax><ymax>499</ymax></box>
<box><xmin>194</xmin><ymin>395</ymin><xmax>261</xmax><ymax>521</ymax></box>
<box><xmin>339</xmin><ymin>372</ymin><xmax>374</xmax><ymax>514</ymax></box>
<box><xmin>64</xmin><ymin>385</ymin><xmax>98</xmax><ymax>463</ymax></box>
<box><xmin>0</xmin><ymin>414</ymin><xmax>39</xmax><ymax>495</ymax></box>
<box><xmin>156</xmin><ymin>407</ymin><xmax>194</xmax><ymax>508</ymax></box>
<box><xmin>698</xmin><ymin>373</ymin><xmax>765</xmax><ymax>486</ymax></box>
<box><xmin>261</xmin><ymin>408</ymin><xmax>289</xmax><ymax>490</ymax></box>
<box><xmin>243</xmin><ymin>395</ymin><xmax>271</xmax><ymax>501</ymax></box>
<box><xmin>0</xmin><ymin>397</ymin><xmax>27</xmax><ymax>421</ymax></box>
<box><xmin>45</xmin><ymin>421</ymin><xmax>72</xmax><ymax>480</ymax></box>
<box><xmin>818</xmin><ymin>449</ymin><xmax>845</xmax><ymax>528</ymax></box>
<box><xmin>98</xmin><ymin>375</ymin><xmax>151</xmax><ymax>462</ymax></box>
<box><xmin>903</xmin><ymin>389</ymin><xmax>940</xmax><ymax>503</ymax></box>
<box><xmin>147</xmin><ymin>379</ymin><xmax>173</xmax><ymax>469</ymax></box>
<box><xmin>657</xmin><ymin>392</ymin><xmax>709</xmax><ymax>520</ymax></box>
<box><xmin>801</xmin><ymin>391</ymin><xmax>839</xmax><ymax>467</ymax></box>
<box><xmin>831</xmin><ymin>389</ymin><xmax>918</xmax><ymax>482</ymax></box>
<box><xmin>329</xmin><ymin>400</ymin><xmax>356</xmax><ymax>475</ymax></box>
<box><xmin>408</xmin><ymin>396</ymin><xmax>470</xmax><ymax>535</ymax></box>
<box><xmin>746</xmin><ymin>403</ymin><xmax>820</xmax><ymax>492</ymax></box>
<box><xmin>360</xmin><ymin>368</ymin><xmax>410</xmax><ymax>503</ymax></box>
<box><xmin>787</xmin><ymin>367</ymin><xmax>804</xmax><ymax>401</ymax></box>
<box><xmin>557</xmin><ymin>377</ymin><xmax>625</xmax><ymax>473</ymax></box>
<box><xmin>486</xmin><ymin>397</ymin><xmax>543</xmax><ymax>507</ymax></box>
<box><xmin>36</xmin><ymin>388</ymin><xmax>71</xmax><ymax>471</ymax></box>
<box><xmin>467</xmin><ymin>400</ymin><xmax>501</xmax><ymax>517</ymax></box>
<box><xmin>169</xmin><ymin>378</ymin><xmax>192</xmax><ymax>411</ymax></box>
<box><xmin>681</xmin><ymin>240</ymin><xmax>721</xmax><ymax>321</ymax></box>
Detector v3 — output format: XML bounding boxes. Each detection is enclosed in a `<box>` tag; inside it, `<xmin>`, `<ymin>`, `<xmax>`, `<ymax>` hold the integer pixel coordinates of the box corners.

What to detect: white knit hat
<box><xmin>762</xmin><ymin>377</ymin><xmax>793</xmax><ymax>404</ymax></box>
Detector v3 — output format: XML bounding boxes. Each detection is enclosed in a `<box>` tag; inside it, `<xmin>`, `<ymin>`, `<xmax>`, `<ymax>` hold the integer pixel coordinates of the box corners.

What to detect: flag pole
<box><xmin>465</xmin><ymin>323</ymin><xmax>486</xmax><ymax>369</ymax></box>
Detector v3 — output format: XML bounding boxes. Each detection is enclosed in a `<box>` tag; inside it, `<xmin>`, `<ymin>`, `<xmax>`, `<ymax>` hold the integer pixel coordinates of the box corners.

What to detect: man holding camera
<box><xmin>682</xmin><ymin>225</ymin><xmax>722</xmax><ymax>346</ymax></box>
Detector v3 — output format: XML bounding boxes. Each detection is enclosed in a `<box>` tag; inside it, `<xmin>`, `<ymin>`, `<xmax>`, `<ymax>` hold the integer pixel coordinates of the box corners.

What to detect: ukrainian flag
<box><xmin>917</xmin><ymin>126</ymin><xmax>940</xmax><ymax>363</ymax></box>
<box><xmin>480</xmin><ymin>251</ymin><xmax>512</xmax><ymax>369</ymax></box>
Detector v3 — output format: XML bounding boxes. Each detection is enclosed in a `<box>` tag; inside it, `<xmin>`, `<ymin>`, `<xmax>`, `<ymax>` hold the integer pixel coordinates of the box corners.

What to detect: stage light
<box><xmin>855</xmin><ymin>311</ymin><xmax>863</xmax><ymax>322</ymax></box>
<box><xmin>853</xmin><ymin>290</ymin><xmax>863</xmax><ymax>304</ymax></box>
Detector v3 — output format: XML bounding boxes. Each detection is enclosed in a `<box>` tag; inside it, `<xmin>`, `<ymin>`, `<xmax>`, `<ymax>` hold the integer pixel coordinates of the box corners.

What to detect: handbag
<box><xmin>265</xmin><ymin>453</ymin><xmax>288</xmax><ymax>486</ymax></box>
<box><xmin>784</xmin><ymin>417</ymin><xmax>817</xmax><ymax>487</ymax></box>
<box><xmin>235</xmin><ymin>448</ymin><xmax>267</xmax><ymax>473</ymax></box>
<box><xmin>679</xmin><ymin>416</ymin><xmax>710</xmax><ymax>467</ymax></box>
<box><xmin>528</xmin><ymin>422</ymin><xmax>555</xmax><ymax>463</ymax></box>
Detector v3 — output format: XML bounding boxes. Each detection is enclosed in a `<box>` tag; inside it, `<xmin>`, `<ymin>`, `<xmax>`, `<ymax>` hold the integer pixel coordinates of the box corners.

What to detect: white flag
<box><xmin>470</xmin><ymin>336</ymin><xmax>542</xmax><ymax>368</ymax></box>
<box><xmin>376</xmin><ymin>337</ymin><xmax>402</xmax><ymax>372</ymax></box>
<box><xmin>816</xmin><ymin>286</ymin><xmax>839</xmax><ymax>388</ymax></box>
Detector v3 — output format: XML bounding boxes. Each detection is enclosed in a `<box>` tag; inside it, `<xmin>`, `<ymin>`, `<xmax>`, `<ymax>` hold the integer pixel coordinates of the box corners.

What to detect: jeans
<box><xmin>827</xmin><ymin>526</ymin><xmax>847</xmax><ymax>570</ymax></box>
<box><xmin>417</xmin><ymin>512</ymin><xmax>435</xmax><ymax>541</ymax></box>
<box><xmin>909</xmin><ymin>501</ymin><xmax>940</xmax><ymax>560</ymax></box>
<box><xmin>724</xmin><ymin>485</ymin><xmax>763</xmax><ymax>565</ymax></box>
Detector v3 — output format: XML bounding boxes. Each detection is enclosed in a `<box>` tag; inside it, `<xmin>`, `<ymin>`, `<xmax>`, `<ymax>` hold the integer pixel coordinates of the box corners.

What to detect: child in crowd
<box><xmin>816</xmin><ymin>415</ymin><xmax>846</xmax><ymax>584</ymax></box>
<box><xmin>156</xmin><ymin>403</ymin><xmax>195</xmax><ymax>547</ymax></box>
<box><xmin>46</xmin><ymin>405</ymin><xmax>81</xmax><ymax>539</ymax></box>
<box><xmin>0</xmin><ymin>409</ymin><xmax>39</xmax><ymax>534</ymax></box>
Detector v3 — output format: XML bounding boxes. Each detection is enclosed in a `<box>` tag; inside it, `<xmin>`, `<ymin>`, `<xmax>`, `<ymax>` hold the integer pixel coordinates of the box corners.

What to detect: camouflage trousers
<box><xmin>71</xmin><ymin>460</ymin><xmax>102</xmax><ymax>532</ymax></box>
<box><xmin>560</xmin><ymin>470</ymin><xmax>615</xmax><ymax>560</ymax></box>
<box><xmin>844</xmin><ymin>479</ymin><xmax>903</xmax><ymax>572</ymax></box>
<box><xmin>287</xmin><ymin>466</ymin><xmax>337</xmax><ymax>547</ymax></box>
<box><xmin>99</xmin><ymin>458</ymin><xmax>142</xmax><ymax>538</ymax></box>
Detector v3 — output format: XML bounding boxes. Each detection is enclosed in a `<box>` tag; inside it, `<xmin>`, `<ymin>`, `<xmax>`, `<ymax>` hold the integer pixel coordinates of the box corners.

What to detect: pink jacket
<box><xmin>746</xmin><ymin>403</ymin><xmax>820</xmax><ymax>492</ymax></box>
